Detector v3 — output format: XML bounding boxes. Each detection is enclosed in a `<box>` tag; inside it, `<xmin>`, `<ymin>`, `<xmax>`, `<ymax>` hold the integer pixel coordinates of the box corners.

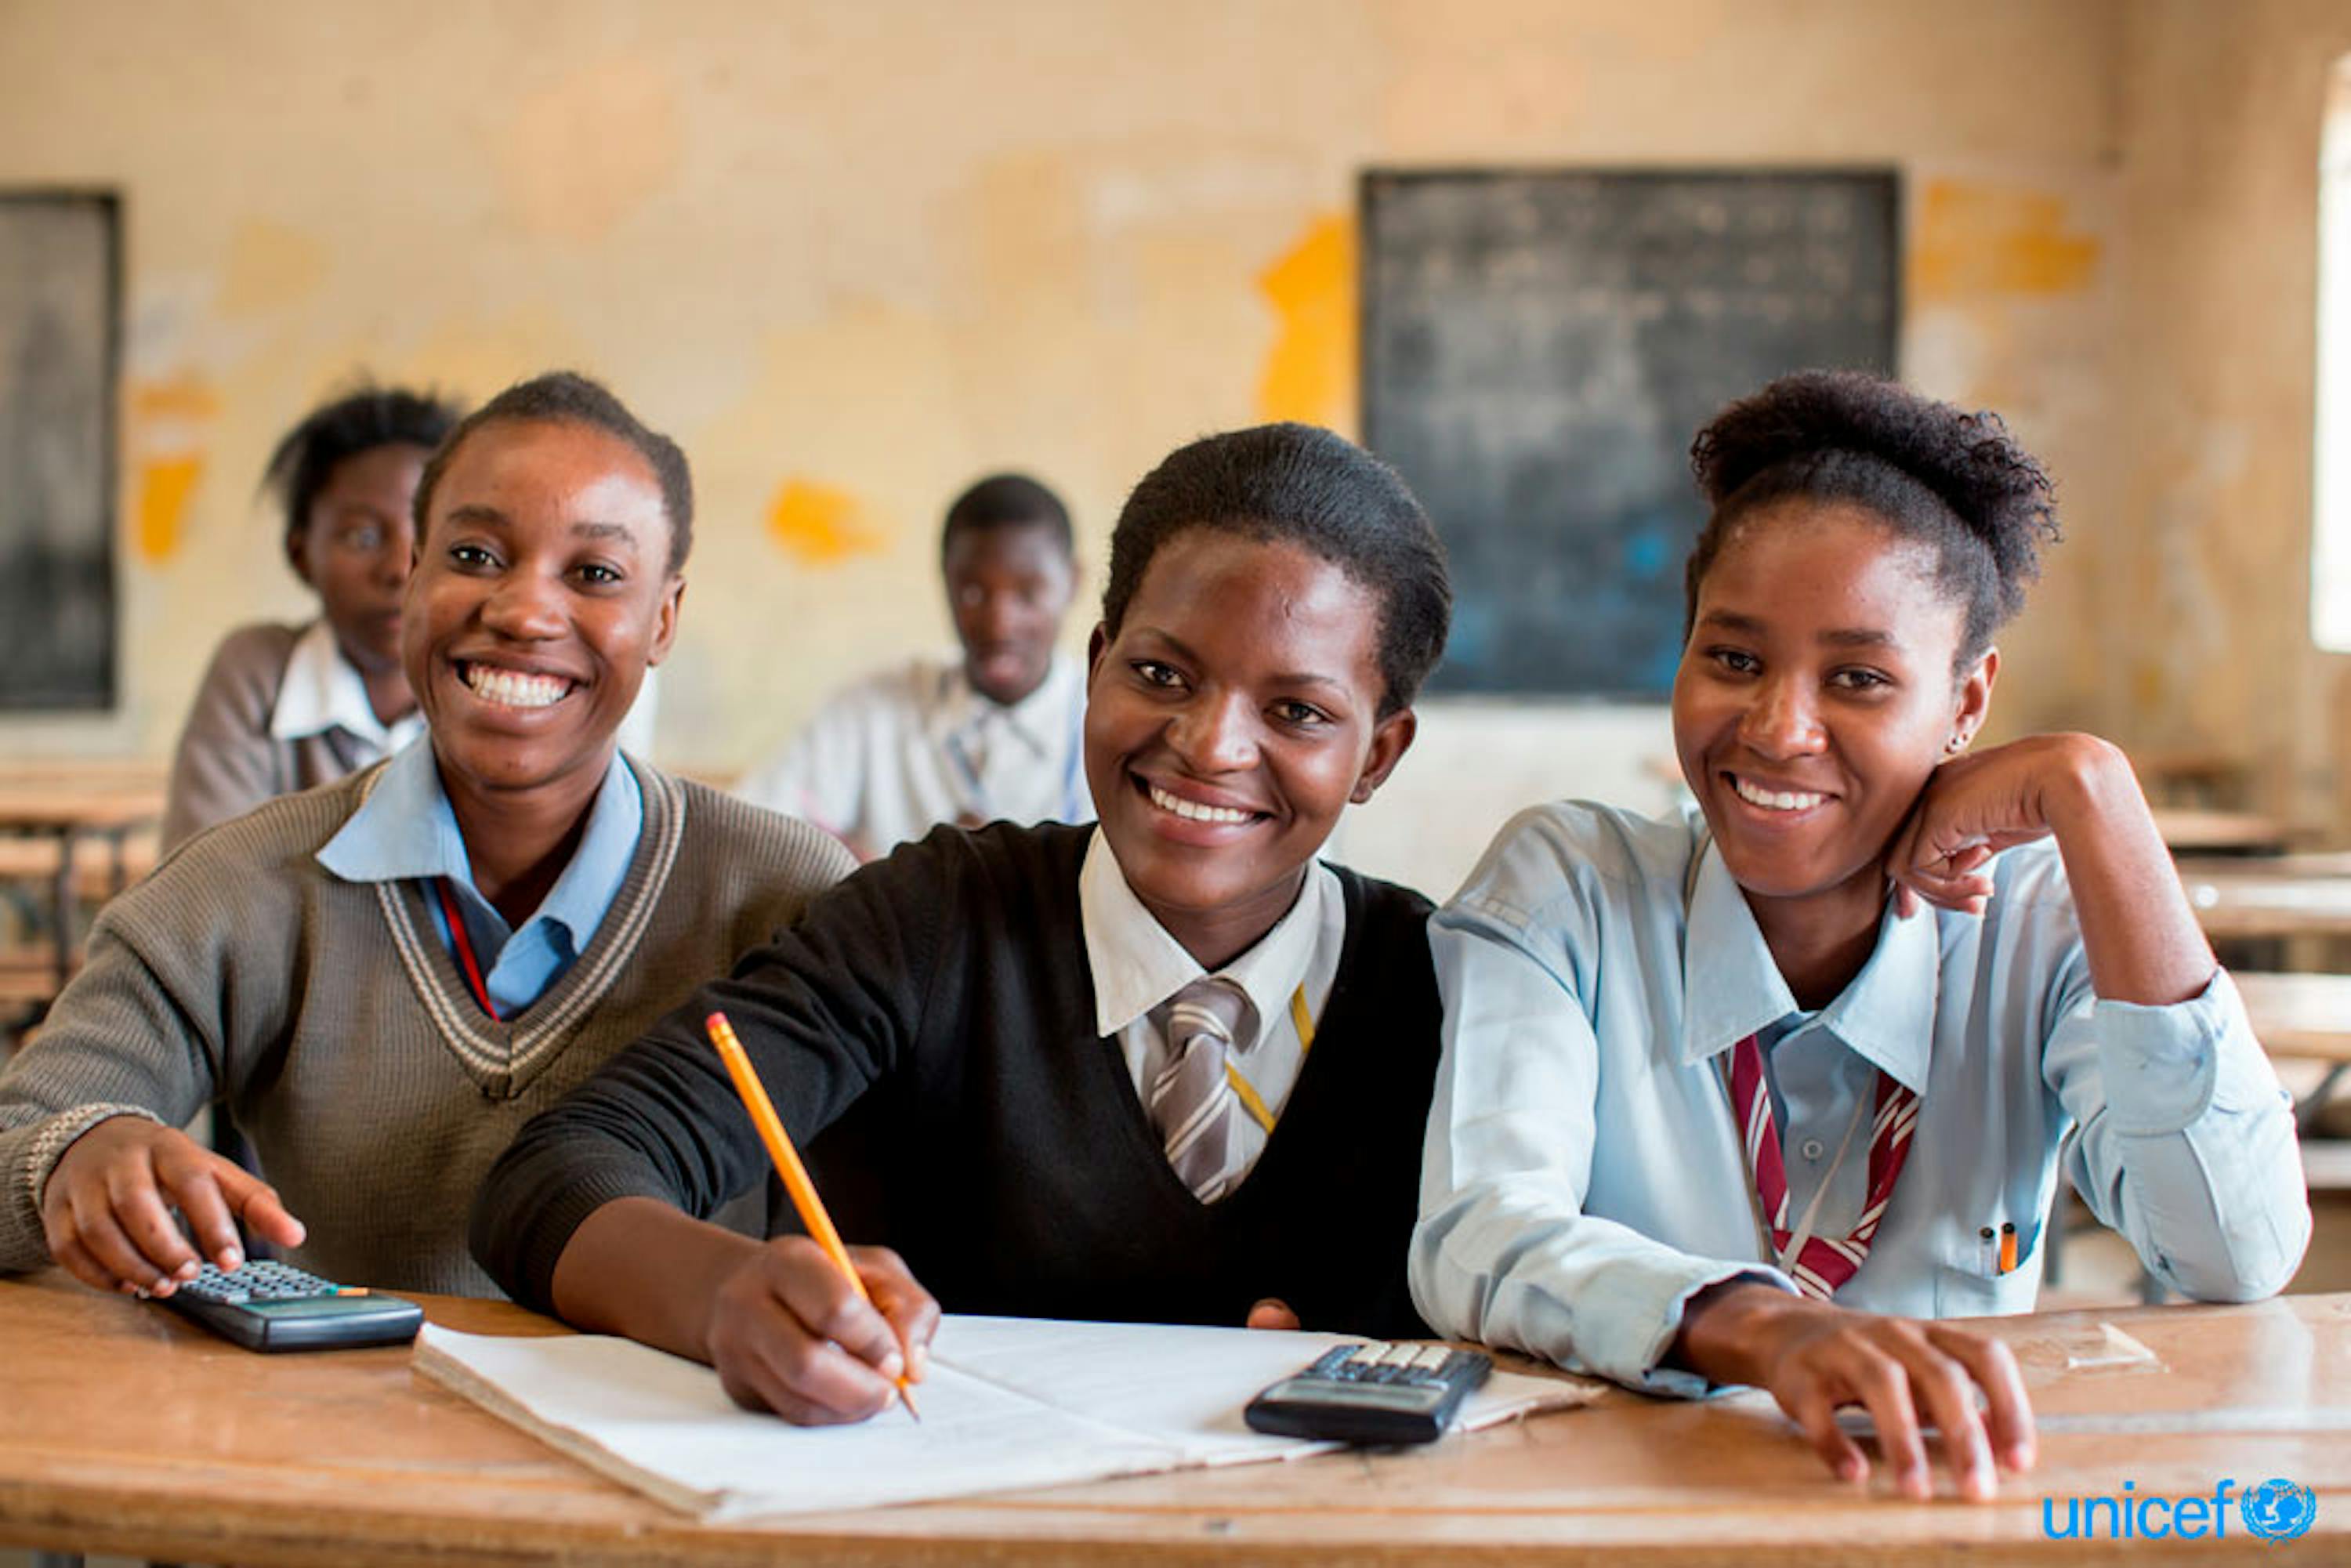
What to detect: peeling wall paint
<box><xmin>132</xmin><ymin>454</ymin><xmax>204</xmax><ymax>564</ymax></box>
<box><xmin>8</xmin><ymin>0</ymin><xmax>2320</xmax><ymax>870</ymax></box>
<box><xmin>1256</xmin><ymin>214</ymin><xmax>1356</xmax><ymax>428</ymax></box>
<box><xmin>1912</xmin><ymin>178</ymin><xmax>2101</xmax><ymax>302</ymax></box>
<box><xmin>497</xmin><ymin>57</ymin><xmax>685</xmax><ymax>245</ymax></box>
<box><xmin>765</xmin><ymin>477</ymin><xmax>885</xmax><ymax>566</ymax></box>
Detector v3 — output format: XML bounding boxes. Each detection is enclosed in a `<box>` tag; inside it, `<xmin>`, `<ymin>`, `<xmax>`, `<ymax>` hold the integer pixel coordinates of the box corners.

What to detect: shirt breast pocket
<box><xmin>1930</xmin><ymin>1215</ymin><xmax>2045</xmax><ymax>1319</ymax></box>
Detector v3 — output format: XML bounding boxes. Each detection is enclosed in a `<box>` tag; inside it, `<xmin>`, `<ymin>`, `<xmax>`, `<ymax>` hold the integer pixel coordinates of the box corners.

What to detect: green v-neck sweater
<box><xmin>0</xmin><ymin>759</ymin><xmax>853</xmax><ymax>1297</ymax></box>
<box><xmin>475</xmin><ymin>822</ymin><xmax>1444</xmax><ymax>1338</ymax></box>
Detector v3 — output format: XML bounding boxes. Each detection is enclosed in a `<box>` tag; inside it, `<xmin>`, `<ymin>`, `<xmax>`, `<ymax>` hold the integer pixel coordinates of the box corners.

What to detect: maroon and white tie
<box><xmin>1726</xmin><ymin>1034</ymin><xmax>1920</xmax><ymax>1300</ymax></box>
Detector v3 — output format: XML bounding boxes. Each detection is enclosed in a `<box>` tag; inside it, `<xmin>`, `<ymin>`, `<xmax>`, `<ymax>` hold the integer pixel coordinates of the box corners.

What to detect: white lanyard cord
<box><xmin>1777</xmin><ymin>1076</ymin><xmax>1873</xmax><ymax>1275</ymax></box>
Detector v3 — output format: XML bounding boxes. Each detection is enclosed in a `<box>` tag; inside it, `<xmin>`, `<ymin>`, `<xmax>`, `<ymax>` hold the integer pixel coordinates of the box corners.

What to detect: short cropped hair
<box><xmin>940</xmin><ymin>473</ymin><xmax>1074</xmax><ymax>561</ymax></box>
<box><xmin>1685</xmin><ymin>371</ymin><xmax>2060</xmax><ymax>670</ymax></box>
<box><xmin>1102</xmin><ymin>423</ymin><xmax>1451</xmax><ymax>715</ymax></box>
<box><xmin>413</xmin><ymin>371</ymin><xmax>696</xmax><ymax>573</ymax></box>
<box><xmin>264</xmin><ymin>383</ymin><xmax>460</xmax><ymax>546</ymax></box>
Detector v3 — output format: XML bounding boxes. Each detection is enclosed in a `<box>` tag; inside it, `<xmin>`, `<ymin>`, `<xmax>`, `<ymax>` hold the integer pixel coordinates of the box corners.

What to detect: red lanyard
<box><xmin>433</xmin><ymin>877</ymin><xmax>501</xmax><ymax>1023</ymax></box>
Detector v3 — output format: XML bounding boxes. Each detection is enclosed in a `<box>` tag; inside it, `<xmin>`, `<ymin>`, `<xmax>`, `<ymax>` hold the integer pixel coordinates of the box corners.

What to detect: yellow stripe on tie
<box><xmin>1289</xmin><ymin>984</ymin><xmax>1315</xmax><ymax>1055</ymax></box>
<box><xmin>1226</xmin><ymin>1063</ymin><xmax>1277</xmax><ymax>1134</ymax></box>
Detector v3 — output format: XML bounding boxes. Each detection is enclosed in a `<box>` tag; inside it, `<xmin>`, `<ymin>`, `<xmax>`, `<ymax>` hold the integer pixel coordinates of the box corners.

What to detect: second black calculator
<box><xmin>1244</xmin><ymin>1342</ymin><xmax>1493</xmax><ymax>1446</ymax></box>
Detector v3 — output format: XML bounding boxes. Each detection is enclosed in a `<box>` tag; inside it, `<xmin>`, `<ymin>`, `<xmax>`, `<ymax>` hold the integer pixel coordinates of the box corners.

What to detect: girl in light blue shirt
<box><xmin>1414</xmin><ymin>371</ymin><xmax>2308</xmax><ymax>1502</ymax></box>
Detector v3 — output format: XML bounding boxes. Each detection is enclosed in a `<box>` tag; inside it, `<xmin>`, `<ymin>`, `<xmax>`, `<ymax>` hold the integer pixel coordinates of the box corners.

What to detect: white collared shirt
<box><xmin>1411</xmin><ymin>800</ymin><xmax>2310</xmax><ymax>1396</ymax></box>
<box><xmin>270</xmin><ymin>618</ymin><xmax>424</xmax><ymax>759</ymax></box>
<box><xmin>1079</xmin><ymin>828</ymin><xmax>1344</xmax><ymax>1182</ymax></box>
<box><xmin>736</xmin><ymin>650</ymin><xmax>1089</xmax><ymax>859</ymax></box>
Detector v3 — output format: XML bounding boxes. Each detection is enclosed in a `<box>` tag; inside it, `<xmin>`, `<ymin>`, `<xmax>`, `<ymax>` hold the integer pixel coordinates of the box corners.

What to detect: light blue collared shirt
<box><xmin>1411</xmin><ymin>801</ymin><xmax>2310</xmax><ymax>1397</ymax></box>
<box><xmin>316</xmin><ymin>740</ymin><xmax>644</xmax><ymax>1017</ymax></box>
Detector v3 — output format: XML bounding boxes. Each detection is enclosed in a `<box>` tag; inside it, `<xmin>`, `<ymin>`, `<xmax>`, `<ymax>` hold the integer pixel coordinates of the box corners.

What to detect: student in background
<box><xmin>162</xmin><ymin>386</ymin><xmax>459</xmax><ymax>851</ymax></box>
<box><xmin>0</xmin><ymin>372</ymin><xmax>851</xmax><ymax>1298</ymax></box>
<box><xmin>735</xmin><ymin>474</ymin><xmax>1089</xmax><ymax>858</ymax></box>
<box><xmin>1413</xmin><ymin>371</ymin><xmax>2308</xmax><ymax>1500</ymax></box>
<box><xmin>474</xmin><ymin>423</ymin><xmax>1452</xmax><ymax>1423</ymax></box>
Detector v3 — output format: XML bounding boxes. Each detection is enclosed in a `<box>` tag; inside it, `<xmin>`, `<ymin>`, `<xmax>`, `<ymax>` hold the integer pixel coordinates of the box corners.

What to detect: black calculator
<box><xmin>159</xmin><ymin>1260</ymin><xmax>425</xmax><ymax>1353</ymax></box>
<box><xmin>1244</xmin><ymin>1342</ymin><xmax>1492</xmax><ymax>1446</ymax></box>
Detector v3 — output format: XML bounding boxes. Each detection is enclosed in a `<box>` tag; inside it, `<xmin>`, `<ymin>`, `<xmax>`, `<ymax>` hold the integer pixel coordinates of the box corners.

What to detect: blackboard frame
<box><xmin>1360</xmin><ymin>166</ymin><xmax>1901</xmax><ymax>701</ymax></box>
<box><xmin>0</xmin><ymin>187</ymin><xmax>121</xmax><ymax>712</ymax></box>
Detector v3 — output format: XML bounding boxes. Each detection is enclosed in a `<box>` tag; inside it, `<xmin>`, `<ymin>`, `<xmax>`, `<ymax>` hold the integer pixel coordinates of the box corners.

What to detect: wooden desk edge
<box><xmin>2</xmin><ymin>1276</ymin><xmax>2346</xmax><ymax>1566</ymax></box>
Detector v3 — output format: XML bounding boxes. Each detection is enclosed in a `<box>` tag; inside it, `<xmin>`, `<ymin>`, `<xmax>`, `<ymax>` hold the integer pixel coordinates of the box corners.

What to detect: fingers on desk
<box><xmin>1245</xmin><ymin>1297</ymin><xmax>1302</xmax><ymax>1331</ymax></box>
<box><xmin>1775</xmin><ymin>1317</ymin><xmax>2034</xmax><ymax>1502</ymax></box>
<box><xmin>1930</xmin><ymin>1324</ymin><xmax>2037</xmax><ymax>1473</ymax></box>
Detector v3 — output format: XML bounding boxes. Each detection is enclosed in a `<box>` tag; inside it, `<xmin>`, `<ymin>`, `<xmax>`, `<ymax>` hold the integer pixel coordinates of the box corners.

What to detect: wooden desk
<box><xmin>0</xmin><ymin>770</ymin><xmax>165</xmax><ymax>994</ymax></box>
<box><xmin>2177</xmin><ymin>852</ymin><xmax>2351</xmax><ymax>883</ymax></box>
<box><xmin>2179</xmin><ymin>870</ymin><xmax>2351</xmax><ymax>942</ymax></box>
<box><xmin>2156</xmin><ymin>808</ymin><xmax>2295</xmax><ymax>856</ymax></box>
<box><xmin>2238</xmin><ymin>973</ymin><xmax>2351</xmax><ymax>1065</ymax></box>
<box><xmin>1</xmin><ymin>1272</ymin><xmax>2345</xmax><ymax>1565</ymax></box>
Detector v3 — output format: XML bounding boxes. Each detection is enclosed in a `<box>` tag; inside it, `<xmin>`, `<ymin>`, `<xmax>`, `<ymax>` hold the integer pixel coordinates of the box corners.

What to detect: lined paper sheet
<box><xmin>415</xmin><ymin>1316</ymin><xmax>1592</xmax><ymax>1519</ymax></box>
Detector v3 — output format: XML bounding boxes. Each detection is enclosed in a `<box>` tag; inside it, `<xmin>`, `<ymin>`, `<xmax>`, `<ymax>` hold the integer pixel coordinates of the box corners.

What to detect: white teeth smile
<box><xmin>462</xmin><ymin>663</ymin><xmax>573</xmax><ymax>710</ymax></box>
<box><xmin>1733</xmin><ymin>777</ymin><xmax>1828</xmax><ymax>813</ymax></box>
<box><xmin>1147</xmin><ymin>784</ymin><xmax>1253</xmax><ymax>825</ymax></box>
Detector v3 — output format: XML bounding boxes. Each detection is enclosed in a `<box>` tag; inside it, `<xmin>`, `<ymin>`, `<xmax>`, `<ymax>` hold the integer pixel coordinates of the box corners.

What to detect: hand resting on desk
<box><xmin>1675</xmin><ymin>1282</ymin><xmax>2037</xmax><ymax>1501</ymax></box>
<box><xmin>43</xmin><ymin>1116</ymin><xmax>306</xmax><ymax>1296</ymax></box>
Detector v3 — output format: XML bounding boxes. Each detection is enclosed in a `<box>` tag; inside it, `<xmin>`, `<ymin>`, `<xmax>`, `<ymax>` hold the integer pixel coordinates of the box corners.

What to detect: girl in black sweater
<box><xmin>476</xmin><ymin>423</ymin><xmax>1454</xmax><ymax>1424</ymax></box>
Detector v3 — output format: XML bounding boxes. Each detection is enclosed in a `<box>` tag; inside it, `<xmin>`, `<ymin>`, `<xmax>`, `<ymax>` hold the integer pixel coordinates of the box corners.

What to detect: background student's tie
<box><xmin>1150</xmin><ymin>977</ymin><xmax>1252</xmax><ymax>1203</ymax></box>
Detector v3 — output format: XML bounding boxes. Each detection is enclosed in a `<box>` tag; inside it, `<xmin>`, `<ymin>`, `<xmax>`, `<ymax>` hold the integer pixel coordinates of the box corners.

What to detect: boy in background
<box><xmin>737</xmin><ymin>474</ymin><xmax>1087</xmax><ymax>858</ymax></box>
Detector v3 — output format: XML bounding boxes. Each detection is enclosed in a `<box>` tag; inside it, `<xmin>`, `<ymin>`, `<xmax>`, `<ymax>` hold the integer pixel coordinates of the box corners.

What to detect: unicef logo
<box><xmin>2241</xmin><ymin>1477</ymin><xmax>2318</xmax><ymax>1541</ymax></box>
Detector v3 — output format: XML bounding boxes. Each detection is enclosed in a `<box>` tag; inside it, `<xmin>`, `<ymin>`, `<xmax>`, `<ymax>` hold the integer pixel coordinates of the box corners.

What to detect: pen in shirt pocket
<box><xmin>1976</xmin><ymin>1219</ymin><xmax>2027</xmax><ymax>1277</ymax></box>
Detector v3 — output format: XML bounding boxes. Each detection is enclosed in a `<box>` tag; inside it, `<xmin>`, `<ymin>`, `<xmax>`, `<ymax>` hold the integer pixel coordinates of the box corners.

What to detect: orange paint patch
<box><xmin>129</xmin><ymin>375</ymin><xmax>222</xmax><ymax>424</ymax></box>
<box><xmin>1913</xmin><ymin>179</ymin><xmax>2100</xmax><ymax>302</ymax></box>
<box><xmin>764</xmin><ymin>479</ymin><xmax>885</xmax><ymax>567</ymax></box>
<box><xmin>134</xmin><ymin>454</ymin><xmax>205</xmax><ymax>563</ymax></box>
<box><xmin>1257</xmin><ymin>215</ymin><xmax>1357</xmax><ymax>427</ymax></box>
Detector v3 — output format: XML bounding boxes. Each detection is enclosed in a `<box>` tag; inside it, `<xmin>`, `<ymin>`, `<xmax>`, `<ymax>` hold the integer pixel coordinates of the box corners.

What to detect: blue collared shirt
<box><xmin>317</xmin><ymin>740</ymin><xmax>643</xmax><ymax>1017</ymax></box>
<box><xmin>1411</xmin><ymin>801</ymin><xmax>2310</xmax><ymax>1396</ymax></box>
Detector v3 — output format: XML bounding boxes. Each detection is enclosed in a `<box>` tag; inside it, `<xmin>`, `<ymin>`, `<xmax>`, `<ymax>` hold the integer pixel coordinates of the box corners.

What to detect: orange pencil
<box><xmin>704</xmin><ymin>1010</ymin><xmax>921</xmax><ymax>1421</ymax></box>
<box><xmin>1998</xmin><ymin>1222</ymin><xmax>2018</xmax><ymax>1275</ymax></box>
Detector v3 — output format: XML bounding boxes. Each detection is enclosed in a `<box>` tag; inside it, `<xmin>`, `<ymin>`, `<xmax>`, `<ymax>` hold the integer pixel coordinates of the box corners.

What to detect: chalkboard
<box><xmin>0</xmin><ymin>193</ymin><xmax>118</xmax><ymax>711</ymax></box>
<box><xmin>1362</xmin><ymin>169</ymin><xmax>1899</xmax><ymax>698</ymax></box>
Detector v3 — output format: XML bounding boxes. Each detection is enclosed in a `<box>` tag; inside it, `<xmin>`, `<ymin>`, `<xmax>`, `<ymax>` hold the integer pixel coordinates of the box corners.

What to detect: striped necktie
<box><xmin>1150</xmin><ymin>977</ymin><xmax>1252</xmax><ymax>1203</ymax></box>
<box><xmin>1726</xmin><ymin>1033</ymin><xmax>1921</xmax><ymax>1300</ymax></box>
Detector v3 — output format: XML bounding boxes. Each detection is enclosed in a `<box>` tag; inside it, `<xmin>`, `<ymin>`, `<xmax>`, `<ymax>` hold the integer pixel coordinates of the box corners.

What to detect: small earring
<box><xmin>1944</xmin><ymin>733</ymin><xmax>1969</xmax><ymax>755</ymax></box>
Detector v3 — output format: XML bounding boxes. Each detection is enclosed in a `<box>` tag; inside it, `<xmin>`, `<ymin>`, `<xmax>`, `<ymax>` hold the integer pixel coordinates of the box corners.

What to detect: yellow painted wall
<box><xmin>0</xmin><ymin>0</ymin><xmax>2262</xmax><ymax>829</ymax></box>
<box><xmin>2110</xmin><ymin>0</ymin><xmax>2351</xmax><ymax>830</ymax></box>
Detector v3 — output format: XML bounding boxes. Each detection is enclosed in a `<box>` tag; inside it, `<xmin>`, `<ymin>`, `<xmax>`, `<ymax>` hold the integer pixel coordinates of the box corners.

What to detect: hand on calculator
<box><xmin>42</xmin><ymin>1117</ymin><xmax>307</xmax><ymax>1298</ymax></box>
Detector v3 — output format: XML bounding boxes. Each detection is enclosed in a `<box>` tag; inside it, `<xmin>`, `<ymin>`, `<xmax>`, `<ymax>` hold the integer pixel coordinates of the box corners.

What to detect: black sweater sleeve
<box><xmin>471</xmin><ymin>832</ymin><xmax>955</xmax><ymax>1312</ymax></box>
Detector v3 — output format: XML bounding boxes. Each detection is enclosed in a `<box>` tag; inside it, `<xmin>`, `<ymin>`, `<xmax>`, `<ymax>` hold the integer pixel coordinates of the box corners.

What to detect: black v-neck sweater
<box><xmin>476</xmin><ymin>822</ymin><xmax>1440</xmax><ymax>1338</ymax></box>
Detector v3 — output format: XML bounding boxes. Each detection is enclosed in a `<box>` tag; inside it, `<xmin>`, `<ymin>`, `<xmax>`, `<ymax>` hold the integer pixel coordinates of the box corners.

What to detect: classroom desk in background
<box><xmin>2154</xmin><ymin>808</ymin><xmax>2297</xmax><ymax>856</ymax></box>
<box><xmin>2179</xmin><ymin>870</ymin><xmax>2351</xmax><ymax>943</ymax></box>
<box><xmin>0</xmin><ymin>1273</ymin><xmax>2345</xmax><ymax>1566</ymax></box>
<box><xmin>0</xmin><ymin>766</ymin><xmax>165</xmax><ymax>998</ymax></box>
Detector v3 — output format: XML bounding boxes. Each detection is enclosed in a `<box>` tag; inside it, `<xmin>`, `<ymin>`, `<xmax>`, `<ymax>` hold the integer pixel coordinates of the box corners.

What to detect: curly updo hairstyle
<box><xmin>1683</xmin><ymin>371</ymin><xmax>2060</xmax><ymax>670</ymax></box>
<box><xmin>1101</xmin><ymin>422</ymin><xmax>1451</xmax><ymax>716</ymax></box>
